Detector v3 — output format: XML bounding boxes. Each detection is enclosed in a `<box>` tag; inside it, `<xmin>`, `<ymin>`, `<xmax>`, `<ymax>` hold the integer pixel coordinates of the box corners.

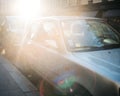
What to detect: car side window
<box><xmin>30</xmin><ymin>21</ymin><xmax>59</xmax><ymax>50</ymax></box>
<box><xmin>29</xmin><ymin>22</ymin><xmax>41</xmax><ymax>40</ymax></box>
<box><xmin>42</xmin><ymin>21</ymin><xmax>58</xmax><ymax>49</ymax></box>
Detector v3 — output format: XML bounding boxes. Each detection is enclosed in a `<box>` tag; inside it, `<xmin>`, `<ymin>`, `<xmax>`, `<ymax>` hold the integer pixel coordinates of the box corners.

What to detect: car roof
<box><xmin>36</xmin><ymin>16</ymin><xmax>102</xmax><ymax>21</ymax></box>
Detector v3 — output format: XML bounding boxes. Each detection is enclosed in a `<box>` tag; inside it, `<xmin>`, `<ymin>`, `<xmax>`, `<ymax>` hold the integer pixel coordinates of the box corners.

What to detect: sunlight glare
<box><xmin>16</xmin><ymin>0</ymin><xmax>41</xmax><ymax>18</ymax></box>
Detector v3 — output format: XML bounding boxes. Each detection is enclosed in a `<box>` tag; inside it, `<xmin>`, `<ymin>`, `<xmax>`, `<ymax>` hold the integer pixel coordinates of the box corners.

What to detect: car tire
<box><xmin>39</xmin><ymin>80</ymin><xmax>93</xmax><ymax>96</ymax></box>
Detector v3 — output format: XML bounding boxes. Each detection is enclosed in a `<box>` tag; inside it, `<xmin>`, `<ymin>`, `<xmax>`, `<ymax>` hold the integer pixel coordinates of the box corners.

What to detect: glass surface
<box><xmin>62</xmin><ymin>20</ymin><xmax>120</xmax><ymax>51</ymax></box>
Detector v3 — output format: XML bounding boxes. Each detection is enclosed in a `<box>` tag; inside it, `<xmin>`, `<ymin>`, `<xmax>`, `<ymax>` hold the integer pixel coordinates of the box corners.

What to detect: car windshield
<box><xmin>62</xmin><ymin>19</ymin><xmax>120</xmax><ymax>51</ymax></box>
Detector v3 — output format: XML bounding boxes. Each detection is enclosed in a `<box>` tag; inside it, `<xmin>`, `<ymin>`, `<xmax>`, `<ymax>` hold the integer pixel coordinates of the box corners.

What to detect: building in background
<box><xmin>0</xmin><ymin>0</ymin><xmax>120</xmax><ymax>17</ymax></box>
<box><xmin>0</xmin><ymin>0</ymin><xmax>120</xmax><ymax>32</ymax></box>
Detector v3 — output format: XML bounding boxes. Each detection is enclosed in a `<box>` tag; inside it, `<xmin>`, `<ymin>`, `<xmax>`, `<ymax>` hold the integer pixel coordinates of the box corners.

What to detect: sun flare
<box><xmin>16</xmin><ymin>0</ymin><xmax>41</xmax><ymax>18</ymax></box>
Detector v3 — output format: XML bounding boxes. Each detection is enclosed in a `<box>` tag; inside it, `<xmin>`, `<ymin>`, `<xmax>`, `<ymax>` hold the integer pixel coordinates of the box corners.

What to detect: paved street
<box><xmin>0</xmin><ymin>55</ymin><xmax>40</xmax><ymax>96</ymax></box>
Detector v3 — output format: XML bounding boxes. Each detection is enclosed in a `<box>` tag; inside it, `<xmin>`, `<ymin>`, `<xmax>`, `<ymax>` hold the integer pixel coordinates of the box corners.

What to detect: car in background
<box><xmin>0</xmin><ymin>16</ymin><xmax>27</xmax><ymax>61</ymax></box>
<box><xmin>16</xmin><ymin>16</ymin><xmax>120</xmax><ymax>96</ymax></box>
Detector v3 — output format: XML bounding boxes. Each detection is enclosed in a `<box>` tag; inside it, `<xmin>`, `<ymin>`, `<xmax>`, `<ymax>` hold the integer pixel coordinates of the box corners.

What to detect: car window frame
<box><xmin>28</xmin><ymin>20</ymin><xmax>62</xmax><ymax>51</ymax></box>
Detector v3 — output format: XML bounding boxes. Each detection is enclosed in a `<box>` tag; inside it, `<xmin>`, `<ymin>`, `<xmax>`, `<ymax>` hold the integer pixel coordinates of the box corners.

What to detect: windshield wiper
<box><xmin>101</xmin><ymin>44</ymin><xmax>120</xmax><ymax>48</ymax></box>
<box><xmin>70</xmin><ymin>44</ymin><xmax>120</xmax><ymax>52</ymax></box>
<box><xmin>70</xmin><ymin>46</ymin><xmax>102</xmax><ymax>52</ymax></box>
<box><xmin>82</xmin><ymin>45</ymin><xmax>106</xmax><ymax>48</ymax></box>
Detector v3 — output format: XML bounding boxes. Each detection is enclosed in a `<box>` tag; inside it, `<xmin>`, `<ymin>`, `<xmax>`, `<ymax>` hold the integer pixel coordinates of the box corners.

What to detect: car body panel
<box><xmin>15</xmin><ymin>16</ymin><xmax>120</xmax><ymax>96</ymax></box>
<box><xmin>66</xmin><ymin>48</ymin><xmax>120</xmax><ymax>83</ymax></box>
<box><xmin>20</xmin><ymin>41</ymin><xmax>119</xmax><ymax>96</ymax></box>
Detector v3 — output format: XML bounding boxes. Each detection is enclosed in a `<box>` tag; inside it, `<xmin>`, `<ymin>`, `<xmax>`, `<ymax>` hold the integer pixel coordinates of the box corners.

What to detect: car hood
<box><xmin>70</xmin><ymin>48</ymin><xmax>120</xmax><ymax>84</ymax></box>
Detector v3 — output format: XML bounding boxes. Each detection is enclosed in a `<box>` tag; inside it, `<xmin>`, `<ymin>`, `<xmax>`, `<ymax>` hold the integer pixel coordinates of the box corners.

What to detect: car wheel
<box><xmin>39</xmin><ymin>80</ymin><xmax>93</xmax><ymax>96</ymax></box>
<box><xmin>39</xmin><ymin>80</ymin><xmax>56</xmax><ymax>96</ymax></box>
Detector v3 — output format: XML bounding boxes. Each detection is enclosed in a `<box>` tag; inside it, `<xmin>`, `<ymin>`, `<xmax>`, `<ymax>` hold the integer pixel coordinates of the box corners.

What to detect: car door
<box><xmin>17</xmin><ymin>19</ymin><xmax>119</xmax><ymax>96</ymax></box>
<box><xmin>25</xmin><ymin>20</ymin><xmax>65</xmax><ymax>79</ymax></box>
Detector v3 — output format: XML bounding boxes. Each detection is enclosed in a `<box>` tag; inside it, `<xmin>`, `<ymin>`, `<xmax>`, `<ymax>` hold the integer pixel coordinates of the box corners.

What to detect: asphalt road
<box><xmin>0</xmin><ymin>55</ymin><xmax>40</xmax><ymax>96</ymax></box>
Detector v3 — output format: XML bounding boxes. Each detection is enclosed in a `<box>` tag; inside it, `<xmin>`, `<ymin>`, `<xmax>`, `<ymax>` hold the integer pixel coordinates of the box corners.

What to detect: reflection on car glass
<box><xmin>62</xmin><ymin>20</ymin><xmax>120</xmax><ymax>51</ymax></box>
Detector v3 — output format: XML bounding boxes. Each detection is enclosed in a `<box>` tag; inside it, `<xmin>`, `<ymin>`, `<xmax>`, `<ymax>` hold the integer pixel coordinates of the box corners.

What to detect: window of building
<box><xmin>69</xmin><ymin>0</ymin><xmax>78</xmax><ymax>6</ymax></box>
<box><xmin>81</xmin><ymin>0</ymin><xmax>88</xmax><ymax>5</ymax></box>
<box><xmin>108</xmin><ymin>0</ymin><xmax>114</xmax><ymax>1</ymax></box>
<box><xmin>93</xmin><ymin>0</ymin><xmax>102</xmax><ymax>3</ymax></box>
<box><xmin>60</xmin><ymin>0</ymin><xmax>68</xmax><ymax>7</ymax></box>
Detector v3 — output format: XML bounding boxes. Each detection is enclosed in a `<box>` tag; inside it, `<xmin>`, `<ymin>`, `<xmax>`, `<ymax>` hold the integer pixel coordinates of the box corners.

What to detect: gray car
<box><xmin>17</xmin><ymin>16</ymin><xmax>120</xmax><ymax>96</ymax></box>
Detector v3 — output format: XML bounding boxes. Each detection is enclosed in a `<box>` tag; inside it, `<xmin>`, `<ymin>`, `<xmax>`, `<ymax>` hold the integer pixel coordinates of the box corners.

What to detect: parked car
<box><xmin>16</xmin><ymin>16</ymin><xmax>120</xmax><ymax>96</ymax></box>
<box><xmin>0</xmin><ymin>16</ymin><xmax>27</xmax><ymax>61</ymax></box>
